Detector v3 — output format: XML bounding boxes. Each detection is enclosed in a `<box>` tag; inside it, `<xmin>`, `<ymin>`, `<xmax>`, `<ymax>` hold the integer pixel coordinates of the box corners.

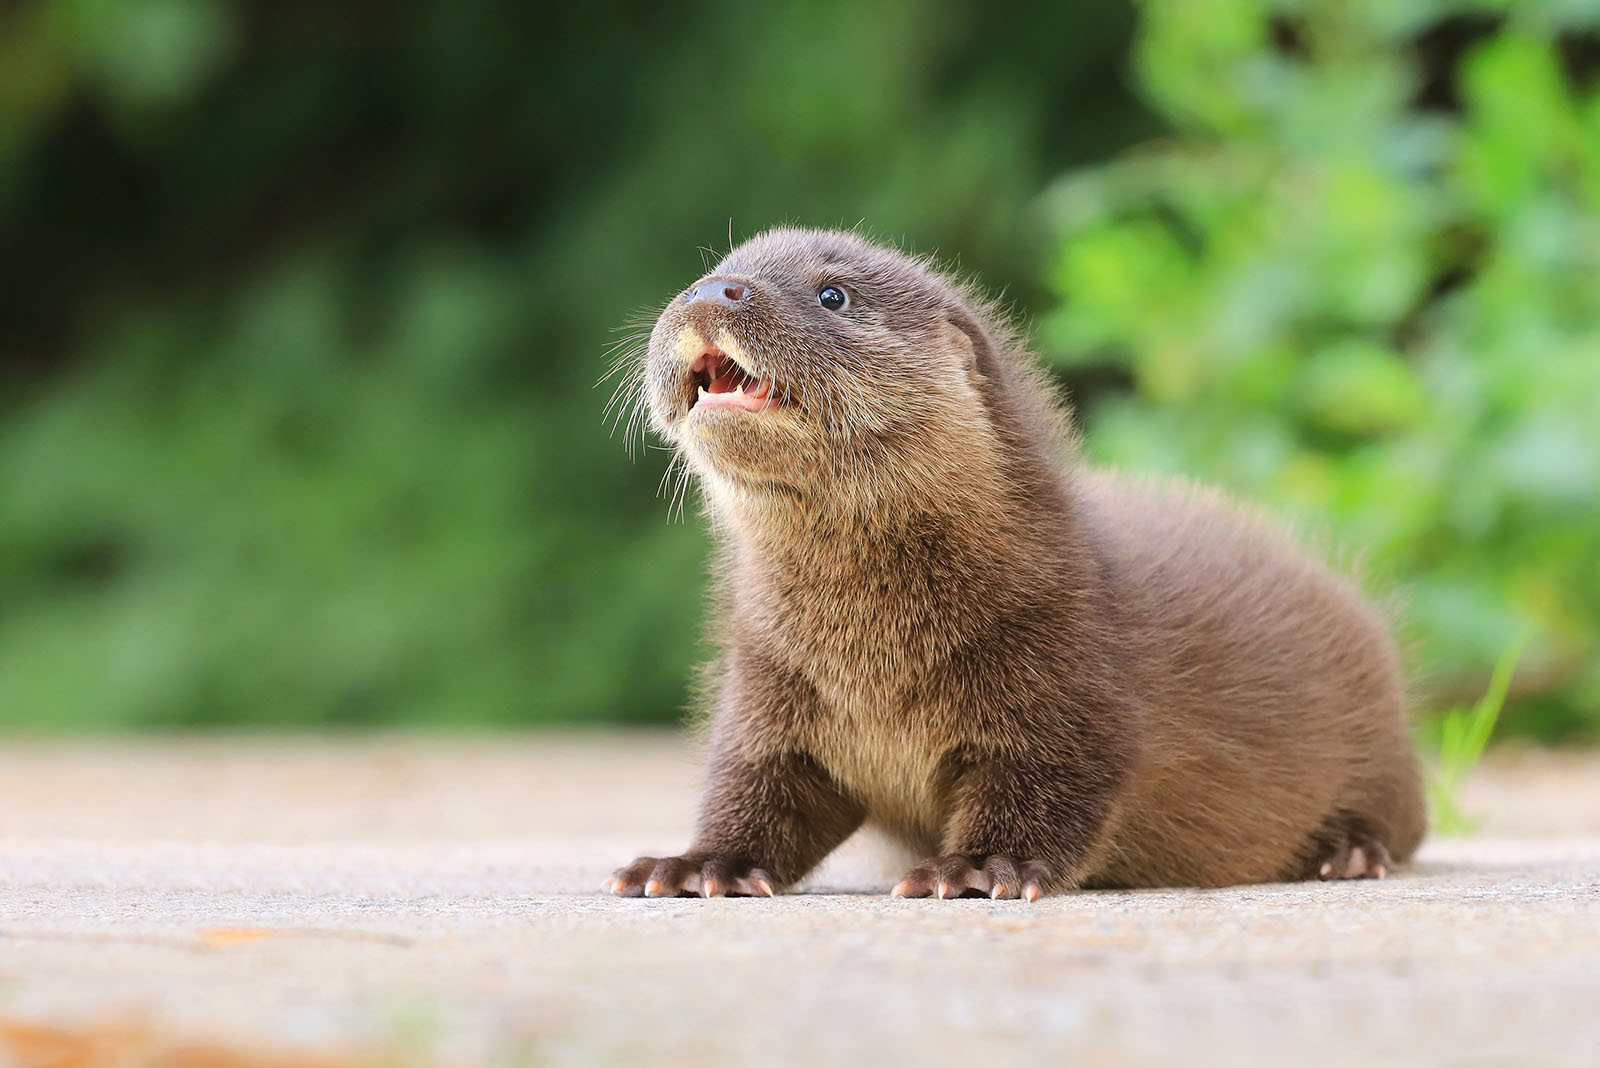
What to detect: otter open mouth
<box><xmin>690</xmin><ymin>347</ymin><xmax>785</xmax><ymax>413</ymax></box>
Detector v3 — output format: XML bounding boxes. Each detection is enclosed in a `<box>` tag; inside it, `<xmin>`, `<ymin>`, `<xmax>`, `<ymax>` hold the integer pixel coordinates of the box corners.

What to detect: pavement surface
<box><xmin>0</xmin><ymin>733</ymin><xmax>1596</xmax><ymax>1067</ymax></box>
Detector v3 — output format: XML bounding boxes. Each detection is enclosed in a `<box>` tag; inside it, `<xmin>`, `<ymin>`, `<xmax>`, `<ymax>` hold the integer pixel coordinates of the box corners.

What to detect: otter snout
<box><xmin>686</xmin><ymin>279</ymin><xmax>749</xmax><ymax>308</ymax></box>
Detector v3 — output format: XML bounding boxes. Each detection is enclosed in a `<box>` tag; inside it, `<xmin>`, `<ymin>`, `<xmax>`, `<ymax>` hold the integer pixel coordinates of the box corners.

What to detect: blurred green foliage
<box><xmin>0</xmin><ymin>1</ymin><xmax>1145</xmax><ymax>727</ymax></box>
<box><xmin>0</xmin><ymin>0</ymin><xmax>1594</xmax><ymax>737</ymax></box>
<box><xmin>1042</xmin><ymin>0</ymin><xmax>1600</xmax><ymax>739</ymax></box>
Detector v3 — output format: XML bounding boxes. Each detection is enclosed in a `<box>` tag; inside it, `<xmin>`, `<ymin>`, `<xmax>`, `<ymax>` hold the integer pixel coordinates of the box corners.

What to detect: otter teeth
<box><xmin>691</xmin><ymin>359</ymin><xmax>783</xmax><ymax>410</ymax></box>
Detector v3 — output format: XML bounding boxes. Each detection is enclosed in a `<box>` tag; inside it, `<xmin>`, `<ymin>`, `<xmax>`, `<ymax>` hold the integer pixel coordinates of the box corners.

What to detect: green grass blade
<box><xmin>1426</xmin><ymin>630</ymin><xmax>1532</xmax><ymax>836</ymax></box>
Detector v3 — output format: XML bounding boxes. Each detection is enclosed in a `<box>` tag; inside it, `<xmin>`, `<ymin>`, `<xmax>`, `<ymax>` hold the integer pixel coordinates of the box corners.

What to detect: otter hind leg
<box><xmin>1314</xmin><ymin>835</ymin><xmax>1391</xmax><ymax>880</ymax></box>
<box><xmin>1297</xmin><ymin>812</ymin><xmax>1393</xmax><ymax>881</ymax></box>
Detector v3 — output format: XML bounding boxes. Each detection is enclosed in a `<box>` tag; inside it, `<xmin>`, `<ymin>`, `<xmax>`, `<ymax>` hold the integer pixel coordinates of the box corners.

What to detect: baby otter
<box><xmin>607</xmin><ymin>228</ymin><xmax>1425</xmax><ymax>900</ymax></box>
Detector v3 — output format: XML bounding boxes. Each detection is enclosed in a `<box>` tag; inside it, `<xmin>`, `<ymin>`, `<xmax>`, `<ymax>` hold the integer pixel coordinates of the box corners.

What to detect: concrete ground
<box><xmin>0</xmin><ymin>734</ymin><xmax>1596</xmax><ymax>1067</ymax></box>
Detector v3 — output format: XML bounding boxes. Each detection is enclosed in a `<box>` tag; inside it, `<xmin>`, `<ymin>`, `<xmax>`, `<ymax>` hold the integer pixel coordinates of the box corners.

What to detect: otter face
<box><xmin>639</xmin><ymin>228</ymin><xmax>985</xmax><ymax>497</ymax></box>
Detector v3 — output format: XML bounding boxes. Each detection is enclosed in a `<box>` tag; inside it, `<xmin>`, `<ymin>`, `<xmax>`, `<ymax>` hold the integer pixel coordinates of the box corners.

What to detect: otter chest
<box><xmin>803</xmin><ymin>694</ymin><xmax>948</xmax><ymax>846</ymax></box>
<box><xmin>751</xmin><ymin>544</ymin><xmax>977</xmax><ymax>843</ymax></box>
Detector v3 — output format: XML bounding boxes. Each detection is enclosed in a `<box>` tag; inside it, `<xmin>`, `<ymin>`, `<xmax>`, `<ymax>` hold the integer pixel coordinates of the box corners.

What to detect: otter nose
<box><xmin>687</xmin><ymin>280</ymin><xmax>749</xmax><ymax>307</ymax></box>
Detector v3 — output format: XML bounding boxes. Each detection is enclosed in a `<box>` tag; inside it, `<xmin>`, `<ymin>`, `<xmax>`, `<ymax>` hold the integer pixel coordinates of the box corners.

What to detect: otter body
<box><xmin>608</xmin><ymin>229</ymin><xmax>1425</xmax><ymax>899</ymax></box>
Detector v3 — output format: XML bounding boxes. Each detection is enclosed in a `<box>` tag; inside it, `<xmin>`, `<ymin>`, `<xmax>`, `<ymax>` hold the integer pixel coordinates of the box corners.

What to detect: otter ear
<box><xmin>940</xmin><ymin>313</ymin><xmax>981</xmax><ymax>379</ymax></box>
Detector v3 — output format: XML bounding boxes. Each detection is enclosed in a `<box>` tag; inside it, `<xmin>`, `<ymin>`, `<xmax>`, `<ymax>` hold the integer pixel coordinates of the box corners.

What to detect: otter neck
<box><xmin>714</xmin><ymin>470</ymin><xmax>1089</xmax><ymax>711</ymax></box>
<box><xmin>720</xmin><ymin>456</ymin><xmax>1086</xmax><ymax>633</ymax></box>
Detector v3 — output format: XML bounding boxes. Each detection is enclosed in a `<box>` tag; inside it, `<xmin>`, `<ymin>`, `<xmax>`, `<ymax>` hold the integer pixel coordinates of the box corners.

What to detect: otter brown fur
<box><xmin>606</xmin><ymin>227</ymin><xmax>1425</xmax><ymax>899</ymax></box>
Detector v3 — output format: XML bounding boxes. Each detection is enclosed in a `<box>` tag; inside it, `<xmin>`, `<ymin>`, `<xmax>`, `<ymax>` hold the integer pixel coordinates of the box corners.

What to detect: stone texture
<box><xmin>0</xmin><ymin>735</ymin><xmax>1596</xmax><ymax>1066</ymax></box>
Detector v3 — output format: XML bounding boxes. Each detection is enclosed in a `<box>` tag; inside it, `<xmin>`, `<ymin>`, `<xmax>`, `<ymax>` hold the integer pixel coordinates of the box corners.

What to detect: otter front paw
<box><xmin>891</xmin><ymin>854</ymin><xmax>1054</xmax><ymax>901</ymax></box>
<box><xmin>606</xmin><ymin>855</ymin><xmax>778</xmax><ymax>899</ymax></box>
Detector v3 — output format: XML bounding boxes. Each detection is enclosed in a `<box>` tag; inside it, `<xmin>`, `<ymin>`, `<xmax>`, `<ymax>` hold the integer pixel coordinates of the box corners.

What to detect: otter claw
<box><xmin>1312</xmin><ymin>833</ymin><xmax>1393</xmax><ymax>880</ymax></box>
<box><xmin>894</xmin><ymin>854</ymin><xmax>1053</xmax><ymax>900</ymax></box>
<box><xmin>609</xmin><ymin>855</ymin><xmax>778</xmax><ymax>899</ymax></box>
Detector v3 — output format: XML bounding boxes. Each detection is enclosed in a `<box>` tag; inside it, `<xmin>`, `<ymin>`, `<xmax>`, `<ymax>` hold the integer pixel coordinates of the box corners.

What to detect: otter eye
<box><xmin>817</xmin><ymin>285</ymin><xmax>849</xmax><ymax>312</ymax></box>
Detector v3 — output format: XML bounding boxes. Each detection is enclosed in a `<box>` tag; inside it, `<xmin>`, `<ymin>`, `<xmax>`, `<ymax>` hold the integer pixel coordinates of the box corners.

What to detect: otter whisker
<box><xmin>656</xmin><ymin>451</ymin><xmax>685</xmax><ymax>506</ymax></box>
<box><xmin>670</xmin><ymin>454</ymin><xmax>696</xmax><ymax>524</ymax></box>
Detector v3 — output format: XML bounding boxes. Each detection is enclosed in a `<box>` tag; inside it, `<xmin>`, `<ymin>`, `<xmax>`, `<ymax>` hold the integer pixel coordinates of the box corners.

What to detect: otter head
<box><xmin>640</xmin><ymin>228</ymin><xmax>1000</xmax><ymax>513</ymax></box>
